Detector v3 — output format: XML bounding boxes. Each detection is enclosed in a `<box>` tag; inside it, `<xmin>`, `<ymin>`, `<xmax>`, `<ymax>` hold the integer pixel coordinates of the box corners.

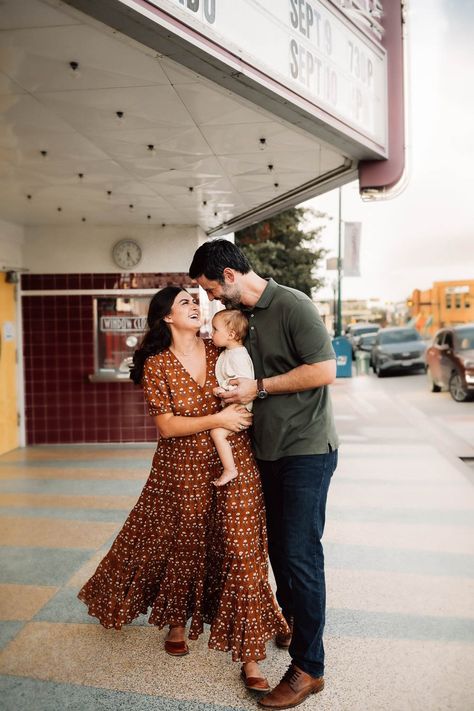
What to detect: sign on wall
<box><xmin>148</xmin><ymin>0</ymin><xmax>387</xmax><ymax>149</ymax></box>
<box><xmin>94</xmin><ymin>297</ymin><xmax>150</xmax><ymax>376</ymax></box>
<box><xmin>2</xmin><ymin>322</ymin><xmax>15</xmax><ymax>342</ymax></box>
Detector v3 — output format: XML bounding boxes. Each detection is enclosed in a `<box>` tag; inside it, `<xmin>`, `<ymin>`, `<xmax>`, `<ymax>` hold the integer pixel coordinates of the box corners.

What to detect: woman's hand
<box><xmin>215</xmin><ymin>404</ymin><xmax>252</xmax><ymax>432</ymax></box>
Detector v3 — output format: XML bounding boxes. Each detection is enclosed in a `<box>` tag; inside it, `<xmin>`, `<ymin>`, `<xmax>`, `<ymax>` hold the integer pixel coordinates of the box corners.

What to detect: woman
<box><xmin>78</xmin><ymin>286</ymin><xmax>288</xmax><ymax>689</ymax></box>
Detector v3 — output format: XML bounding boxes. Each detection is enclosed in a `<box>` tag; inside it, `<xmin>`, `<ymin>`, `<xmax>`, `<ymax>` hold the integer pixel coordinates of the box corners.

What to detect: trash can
<box><xmin>355</xmin><ymin>350</ymin><xmax>371</xmax><ymax>375</ymax></box>
<box><xmin>332</xmin><ymin>337</ymin><xmax>352</xmax><ymax>378</ymax></box>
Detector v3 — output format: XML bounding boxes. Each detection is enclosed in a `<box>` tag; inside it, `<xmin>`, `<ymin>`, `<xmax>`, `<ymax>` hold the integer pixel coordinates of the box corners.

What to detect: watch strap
<box><xmin>257</xmin><ymin>378</ymin><xmax>265</xmax><ymax>393</ymax></box>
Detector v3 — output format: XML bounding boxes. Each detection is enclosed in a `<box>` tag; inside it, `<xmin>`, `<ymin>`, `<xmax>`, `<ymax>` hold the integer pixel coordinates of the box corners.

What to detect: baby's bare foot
<box><xmin>213</xmin><ymin>469</ymin><xmax>238</xmax><ymax>487</ymax></box>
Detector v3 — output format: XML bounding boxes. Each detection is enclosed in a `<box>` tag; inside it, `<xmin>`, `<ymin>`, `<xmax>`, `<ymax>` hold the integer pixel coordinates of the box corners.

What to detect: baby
<box><xmin>211</xmin><ymin>309</ymin><xmax>254</xmax><ymax>486</ymax></box>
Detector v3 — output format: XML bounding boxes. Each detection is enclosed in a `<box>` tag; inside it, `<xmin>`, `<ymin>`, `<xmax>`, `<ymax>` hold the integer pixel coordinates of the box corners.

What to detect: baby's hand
<box><xmin>214</xmin><ymin>384</ymin><xmax>237</xmax><ymax>397</ymax></box>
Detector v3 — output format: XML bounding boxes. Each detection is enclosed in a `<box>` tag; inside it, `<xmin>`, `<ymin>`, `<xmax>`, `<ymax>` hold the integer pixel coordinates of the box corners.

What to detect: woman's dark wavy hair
<box><xmin>130</xmin><ymin>286</ymin><xmax>183</xmax><ymax>384</ymax></box>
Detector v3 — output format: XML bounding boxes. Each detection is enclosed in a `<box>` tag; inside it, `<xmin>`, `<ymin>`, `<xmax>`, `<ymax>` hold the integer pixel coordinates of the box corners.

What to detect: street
<box><xmin>336</xmin><ymin>368</ymin><xmax>474</xmax><ymax>458</ymax></box>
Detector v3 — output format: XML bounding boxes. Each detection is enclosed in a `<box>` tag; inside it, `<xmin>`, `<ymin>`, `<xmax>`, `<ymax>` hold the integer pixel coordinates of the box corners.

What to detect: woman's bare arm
<box><xmin>155</xmin><ymin>404</ymin><xmax>252</xmax><ymax>439</ymax></box>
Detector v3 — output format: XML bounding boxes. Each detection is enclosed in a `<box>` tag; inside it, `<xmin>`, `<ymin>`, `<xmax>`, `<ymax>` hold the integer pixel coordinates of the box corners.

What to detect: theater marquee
<box><xmin>146</xmin><ymin>0</ymin><xmax>387</xmax><ymax>152</ymax></box>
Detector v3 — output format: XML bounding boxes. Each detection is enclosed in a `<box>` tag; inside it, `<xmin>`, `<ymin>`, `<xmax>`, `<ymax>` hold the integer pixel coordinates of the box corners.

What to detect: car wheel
<box><xmin>427</xmin><ymin>367</ymin><xmax>441</xmax><ymax>392</ymax></box>
<box><xmin>375</xmin><ymin>362</ymin><xmax>384</xmax><ymax>378</ymax></box>
<box><xmin>449</xmin><ymin>372</ymin><xmax>469</xmax><ymax>402</ymax></box>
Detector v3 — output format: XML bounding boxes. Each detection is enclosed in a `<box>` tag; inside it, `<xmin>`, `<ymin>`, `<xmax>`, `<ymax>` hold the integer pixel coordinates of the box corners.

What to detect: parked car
<box><xmin>371</xmin><ymin>327</ymin><xmax>426</xmax><ymax>377</ymax></box>
<box><xmin>355</xmin><ymin>332</ymin><xmax>377</xmax><ymax>354</ymax></box>
<box><xmin>425</xmin><ymin>324</ymin><xmax>474</xmax><ymax>402</ymax></box>
<box><xmin>345</xmin><ymin>323</ymin><xmax>380</xmax><ymax>358</ymax></box>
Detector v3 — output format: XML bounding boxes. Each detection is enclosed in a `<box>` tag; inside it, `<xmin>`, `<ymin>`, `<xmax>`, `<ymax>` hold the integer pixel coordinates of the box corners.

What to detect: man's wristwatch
<box><xmin>256</xmin><ymin>378</ymin><xmax>268</xmax><ymax>400</ymax></box>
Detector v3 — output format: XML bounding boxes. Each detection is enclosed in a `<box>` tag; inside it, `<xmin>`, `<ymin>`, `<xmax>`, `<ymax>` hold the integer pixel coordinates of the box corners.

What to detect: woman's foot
<box><xmin>164</xmin><ymin>625</ymin><xmax>189</xmax><ymax>657</ymax></box>
<box><xmin>213</xmin><ymin>468</ymin><xmax>238</xmax><ymax>487</ymax></box>
<box><xmin>241</xmin><ymin>662</ymin><xmax>270</xmax><ymax>692</ymax></box>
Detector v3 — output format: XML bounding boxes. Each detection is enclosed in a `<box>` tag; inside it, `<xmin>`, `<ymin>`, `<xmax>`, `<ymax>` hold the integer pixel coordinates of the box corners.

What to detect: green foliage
<box><xmin>235</xmin><ymin>207</ymin><xmax>328</xmax><ymax>297</ymax></box>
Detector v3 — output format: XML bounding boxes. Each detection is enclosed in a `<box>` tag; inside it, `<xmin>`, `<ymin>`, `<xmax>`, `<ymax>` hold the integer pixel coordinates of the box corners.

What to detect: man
<box><xmin>189</xmin><ymin>239</ymin><xmax>339</xmax><ymax>709</ymax></box>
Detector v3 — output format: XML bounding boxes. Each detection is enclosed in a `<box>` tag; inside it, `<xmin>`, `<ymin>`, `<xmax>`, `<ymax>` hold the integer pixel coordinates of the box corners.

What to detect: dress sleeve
<box><xmin>142</xmin><ymin>355</ymin><xmax>174</xmax><ymax>416</ymax></box>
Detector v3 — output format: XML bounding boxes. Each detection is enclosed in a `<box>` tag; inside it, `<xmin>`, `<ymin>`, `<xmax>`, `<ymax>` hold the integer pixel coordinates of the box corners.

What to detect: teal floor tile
<box><xmin>0</xmin><ymin>676</ymin><xmax>248</xmax><ymax>711</ymax></box>
<box><xmin>0</xmin><ymin>507</ymin><xmax>128</xmax><ymax>522</ymax></box>
<box><xmin>35</xmin><ymin>587</ymin><xmax>149</xmax><ymax>626</ymax></box>
<box><xmin>326</xmin><ymin>542</ymin><xmax>474</xmax><ymax>578</ymax></box>
<box><xmin>0</xmin><ymin>480</ymin><xmax>142</xmax><ymax>495</ymax></box>
<box><xmin>0</xmin><ymin>548</ymin><xmax>93</xmax><ymax>586</ymax></box>
<box><xmin>0</xmin><ymin>622</ymin><xmax>24</xmax><ymax>651</ymax></box>
<box><xmin>327</xmin><ymin>607</ymin><xmax>474</xmax><ymax>643</ymax></box>
<box><xmin>0</xmin><ymin>458</ymin><xmax>152</xmax><ymax>470</ymax></box>
<box><xmin>328</xmin><ymin>505</ymin><xmax>474</xmax><ymax>526</ymax></box>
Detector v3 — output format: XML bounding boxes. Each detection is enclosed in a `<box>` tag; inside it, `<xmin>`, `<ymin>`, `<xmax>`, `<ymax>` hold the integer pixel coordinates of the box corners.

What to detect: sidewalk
<box><xmin>0</xmin><ymin>376</ymin><xmax>473</xmax><ymax>710</ymax></box>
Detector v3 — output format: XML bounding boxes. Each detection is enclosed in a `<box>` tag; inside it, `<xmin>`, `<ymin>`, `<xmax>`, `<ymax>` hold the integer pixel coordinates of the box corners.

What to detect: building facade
<box><xmin>409</xmin><ymin>280</ymin><xmax>474</xmax><ymax>336</ymax></box>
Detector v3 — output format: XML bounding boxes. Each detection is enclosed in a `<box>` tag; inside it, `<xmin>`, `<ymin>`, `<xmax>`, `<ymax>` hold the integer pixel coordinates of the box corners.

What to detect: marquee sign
<box><xmin>146</xmin><ymin>0</ymin><xmax>387</xmax><ymax>150</ymax></box>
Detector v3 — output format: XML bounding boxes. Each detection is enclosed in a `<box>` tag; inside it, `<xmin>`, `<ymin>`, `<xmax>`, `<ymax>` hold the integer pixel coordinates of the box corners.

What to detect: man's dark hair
<box><xmin>189</xmin><ymin>239</ymin><xmax>251</xmax><ymax>282</ymax></box>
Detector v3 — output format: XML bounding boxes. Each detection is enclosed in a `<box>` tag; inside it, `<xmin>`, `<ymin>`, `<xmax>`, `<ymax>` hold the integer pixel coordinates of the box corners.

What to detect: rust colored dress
<box><xmin>78</xmin><ymin>339</ymin><xmax>288</xmax><ymax>661</ymax></box>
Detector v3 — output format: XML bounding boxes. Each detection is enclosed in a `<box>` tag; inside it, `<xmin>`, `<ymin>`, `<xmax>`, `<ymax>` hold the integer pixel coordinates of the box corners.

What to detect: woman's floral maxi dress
<box><xmin>78</xmin><ymin>339</ymin><xmax>288</xmax><ymax>661</ymax></box>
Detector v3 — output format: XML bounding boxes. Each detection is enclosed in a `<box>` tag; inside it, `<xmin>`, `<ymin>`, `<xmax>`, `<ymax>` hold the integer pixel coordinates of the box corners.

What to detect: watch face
<box><xmin>112</xmin><ymin>239</ymin><xmax>142</xmax><ymax>269</ymax></box>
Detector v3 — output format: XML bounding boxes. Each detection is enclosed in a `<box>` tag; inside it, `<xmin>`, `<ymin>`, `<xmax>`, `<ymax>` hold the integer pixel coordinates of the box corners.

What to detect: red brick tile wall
<box><xmin>22</xmin><ymin>273</ymin><xmax>195</xmax><ymax>444</ymax></box>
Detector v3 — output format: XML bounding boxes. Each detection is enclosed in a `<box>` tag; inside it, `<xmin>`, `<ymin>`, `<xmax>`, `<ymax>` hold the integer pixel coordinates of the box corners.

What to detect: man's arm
<box><xmin>219</xmin><ymin>359</ymin><xmax>336</xmax><ymax>405</ymax></box>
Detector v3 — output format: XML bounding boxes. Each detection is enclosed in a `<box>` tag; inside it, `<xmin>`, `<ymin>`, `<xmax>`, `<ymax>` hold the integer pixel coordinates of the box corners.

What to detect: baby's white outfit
<box><xmin>215</xmin><ymin>346</ymin><xmax>255</xmax><ymax>412</ymax></box>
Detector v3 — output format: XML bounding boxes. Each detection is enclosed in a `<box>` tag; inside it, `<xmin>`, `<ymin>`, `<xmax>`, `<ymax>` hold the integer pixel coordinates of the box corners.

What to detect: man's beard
<box><xmin>221</xmin><ymin>286</ymin><xmax>242</xmax><ymax>309</ymax></box>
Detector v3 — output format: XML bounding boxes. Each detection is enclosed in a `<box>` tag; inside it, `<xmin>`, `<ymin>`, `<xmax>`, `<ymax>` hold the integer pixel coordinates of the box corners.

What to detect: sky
<box><xmin>304</xmin><ymin>0</ymin><xmax>474</xmax><ymax>304</ymax></box>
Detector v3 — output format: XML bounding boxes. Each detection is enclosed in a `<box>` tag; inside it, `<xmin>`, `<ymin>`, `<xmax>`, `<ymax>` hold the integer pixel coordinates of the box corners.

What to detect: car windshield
<box><xmin>379</xmin><ymin>329</ymin><xmax>421</xmax><ymax>345</ymax></box>
<box><xmin>353</xmin><ymin>326</ymin><xmax>378</xmax><ymax>336</ymax></box>
<box><xmin>455</xmin><ymin>327</ymin><xmax>474</xmax><ymax>350</ymax></box>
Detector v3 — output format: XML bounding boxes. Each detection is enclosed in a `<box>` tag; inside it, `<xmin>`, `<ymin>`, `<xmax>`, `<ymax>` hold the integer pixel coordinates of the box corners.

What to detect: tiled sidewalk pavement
<box><xmin>0</xmin><ymin>379</ymin><xmax>473</xmax><ymax>710</ymax></box>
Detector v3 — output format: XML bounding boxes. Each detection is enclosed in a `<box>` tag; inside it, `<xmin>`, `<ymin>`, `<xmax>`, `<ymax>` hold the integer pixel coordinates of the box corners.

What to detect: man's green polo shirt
<box><xmin>244</xmin><ymin>279</ymin><xmax>339</xmax><ymax>460</ymax></box>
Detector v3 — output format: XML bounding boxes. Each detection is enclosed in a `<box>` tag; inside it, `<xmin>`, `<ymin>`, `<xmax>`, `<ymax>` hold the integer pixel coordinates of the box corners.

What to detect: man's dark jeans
<box><xmin>257</xmin><ymin>450</ymin><xmax>338</xmax><ymax>679</ymax></box>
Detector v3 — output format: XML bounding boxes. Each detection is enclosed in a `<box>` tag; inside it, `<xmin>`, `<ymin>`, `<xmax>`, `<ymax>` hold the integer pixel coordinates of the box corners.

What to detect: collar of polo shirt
<box><xmin>253</xmin><ymin>278</ymin><xmax>278</xmax><ymax>309</ymax></box>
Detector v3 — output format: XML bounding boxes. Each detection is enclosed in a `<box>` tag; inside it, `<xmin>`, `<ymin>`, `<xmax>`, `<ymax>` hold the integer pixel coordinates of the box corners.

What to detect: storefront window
<box><xmin>92</xmin><ymin>296</ymin><xmax>150</xmax><ymax>380</ymax></box>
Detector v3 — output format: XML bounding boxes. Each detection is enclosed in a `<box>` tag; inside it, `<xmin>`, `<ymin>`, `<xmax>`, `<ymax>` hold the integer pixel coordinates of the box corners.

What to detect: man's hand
<box><xmin>218</xmin><ymin>378</ymin><xmax>257</xmax><ymax>406</ymax></box>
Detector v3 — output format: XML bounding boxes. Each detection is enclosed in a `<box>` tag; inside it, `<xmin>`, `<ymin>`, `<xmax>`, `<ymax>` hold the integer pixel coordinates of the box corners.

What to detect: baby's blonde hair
<box><xmin>213</xmin><ymin>309</ymin><xmax>249</xmax><ymax>343</ymax></box>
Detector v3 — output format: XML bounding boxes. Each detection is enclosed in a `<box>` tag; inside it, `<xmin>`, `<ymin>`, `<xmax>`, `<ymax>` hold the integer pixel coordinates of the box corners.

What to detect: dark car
<box><xmin>425</xmin><ymin>325</ymin><xmax>474</xmax><ymax>402</ymax></box>
<box><xmin>371</xmin><ymin>327</ymin><xmax>426</xmax><ymax>377</ymax></box>
<box><xmin>346</xmin><ymin>323</ymin><xmax>380</xmax><ymax>358</ymax></box>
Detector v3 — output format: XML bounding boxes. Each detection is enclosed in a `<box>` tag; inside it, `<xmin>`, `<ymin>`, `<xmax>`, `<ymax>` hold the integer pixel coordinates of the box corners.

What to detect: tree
<box><xmin>235</xmin><ymin>206</ymin><xmax>329</xmax><ymax>297</ymax></box>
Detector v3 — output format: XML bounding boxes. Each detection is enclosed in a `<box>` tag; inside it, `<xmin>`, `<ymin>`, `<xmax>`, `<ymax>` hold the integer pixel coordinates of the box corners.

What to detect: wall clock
<box><xmin>112</xmin><ymin>239</ymin><xmax>142</xmax><ymax>269</ymax></box>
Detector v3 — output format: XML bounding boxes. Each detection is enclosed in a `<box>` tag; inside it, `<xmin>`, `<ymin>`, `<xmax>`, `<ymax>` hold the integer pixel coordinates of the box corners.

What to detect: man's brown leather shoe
<box><xmin>275</xmin><ymin>617</ymin><xmax>293</xmax><ymax>649</ymax></box>
<box><xmin>258</xmin><ymin>664</ymin><xmax>324</xmax><ymax>709</ymax></box>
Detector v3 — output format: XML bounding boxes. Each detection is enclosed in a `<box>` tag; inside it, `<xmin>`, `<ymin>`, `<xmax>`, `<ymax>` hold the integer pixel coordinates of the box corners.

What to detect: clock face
<box><xmin>112</xmin><ymin>239</ymin><xmax>142</xmax><ymax>269</ymax></box>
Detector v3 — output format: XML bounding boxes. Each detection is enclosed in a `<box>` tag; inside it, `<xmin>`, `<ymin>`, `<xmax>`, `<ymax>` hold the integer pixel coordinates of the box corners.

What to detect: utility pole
<box><xmin>336</xmin><ymin>187</ymin><xmax>343</xmax><ymax>336</ymax></box>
